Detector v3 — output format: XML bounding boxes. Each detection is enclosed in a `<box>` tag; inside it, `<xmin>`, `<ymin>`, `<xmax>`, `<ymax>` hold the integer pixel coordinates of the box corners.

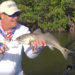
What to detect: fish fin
<box><xmin>60</xmin><ymin>48</ymin><xmax>72</xmax><ymax>60</ymax></box>
<box><xmin>47</xmin><ymin>44</ymin><xmax>54</xmax><ymax>51</ymax></box>
<box><xmin>45</xmin><ymin>32</ymin><xmax>59</xmax><ymax>43</ymax></box>
<box><xmin>45</xmin><ymin>32</ymin><xmax>55</xmax><ymax>37</ymax></box>
<box><xmin>68</xmin><ymin>50</ymin><xmax>75</xmax><ymax>57</ymax></box>
<box><xmin>33</xmin><ymin>28</ymin><xmax>42</xmax><ymax>33</ymax></box>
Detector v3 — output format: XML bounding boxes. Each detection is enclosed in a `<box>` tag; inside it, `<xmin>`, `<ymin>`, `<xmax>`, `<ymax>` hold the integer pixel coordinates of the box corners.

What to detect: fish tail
<box><xmin>61</xmin><ymin>48</ymin><xmax>72</xmax><ymax>60</ymax></box>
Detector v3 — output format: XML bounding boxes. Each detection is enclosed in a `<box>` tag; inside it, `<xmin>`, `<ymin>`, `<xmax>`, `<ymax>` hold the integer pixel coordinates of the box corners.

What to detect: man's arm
<box><xmin>23</xmin><ymin>40</ymin><xmax>46</xmax><ymax>59</ymax></box>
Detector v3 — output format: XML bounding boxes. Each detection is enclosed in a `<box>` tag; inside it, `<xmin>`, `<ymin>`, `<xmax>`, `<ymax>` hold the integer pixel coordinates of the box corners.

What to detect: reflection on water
<box><xmin>22</xmin><ymin>32</ymin><xmax>75</xmax><ymax>75</ymax></box>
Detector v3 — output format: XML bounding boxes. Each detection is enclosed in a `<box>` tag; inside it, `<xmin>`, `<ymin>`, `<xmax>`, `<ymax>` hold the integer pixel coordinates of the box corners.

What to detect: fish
<box><xmin>15</xmin><ymin>29</ymin><xmax>73</xmax><ymax>59</ymax></box>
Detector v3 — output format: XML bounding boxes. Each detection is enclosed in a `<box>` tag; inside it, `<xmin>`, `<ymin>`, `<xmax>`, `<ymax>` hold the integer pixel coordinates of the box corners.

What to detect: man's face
<box><xmin>0</xmin><ymin>12</ymin><xmax>19</xmax><ymax>30</ymax></box>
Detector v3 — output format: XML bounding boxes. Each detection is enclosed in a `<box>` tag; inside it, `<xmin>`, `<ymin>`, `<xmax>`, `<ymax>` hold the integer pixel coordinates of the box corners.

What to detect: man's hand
<box><xmin>31</xmin><ymin>40</ymin><xmax>46</xmax><ymax>54</ymax></box>
<box><xmin>0</xmin><ymin>43</ymin><xmax>8</xmax><ymax>54</ymax></box>
<box><xmin>33</xmin><ymin>40</ymin><xmax>46</xmax><ymax>50</ymax></box>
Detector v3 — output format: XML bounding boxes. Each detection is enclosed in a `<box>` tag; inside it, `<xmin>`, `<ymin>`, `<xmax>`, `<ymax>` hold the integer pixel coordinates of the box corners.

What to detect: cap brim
<box><xmin>6</xmin><ymin>9</ymin><xmax>21</xmax><ymax>15</ymax></box>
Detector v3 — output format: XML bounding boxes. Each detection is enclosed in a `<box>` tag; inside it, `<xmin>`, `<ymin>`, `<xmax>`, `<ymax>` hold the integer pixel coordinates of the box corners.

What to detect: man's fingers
<box><xmin>33</xmin><ymin>40</ymin><xmax>47</xmax><ymax>50</ymax></box>
<box><xmin>0</xmin><ymin>48</ymin><xmax>4</xmax><ymax>54</ymax></box>
<box><xmin>34</xmin><ymin>40</ymin><xmax>38</xmax><ymax>50</ymax></box>
<box><xmin>0</xmin><ymin>50</ymin><xmax>3</xmax><ymax>54</ymax></box>
<box><xmin>38</xmin><ymin>40</ymin><xmax>46</xmax><ymax>47</ymax></box>
<box><xmin>2</xmin><ymin>45</ymin><xmax>9</xmax><ymax>51</ymax></box>
<box><xmin>0</xmin><ymin>43</ymin><xmax>8</xmax><ymax>54</ymax></box>
<box><xmin>38</xmin><ymin>40</ymin><xmax>43</xmax><ymax>48</ymax></box>
<box><xmin>42</xmin><ymin>40</ymin><xmax>47</xmax><ymax>46</ymax></box>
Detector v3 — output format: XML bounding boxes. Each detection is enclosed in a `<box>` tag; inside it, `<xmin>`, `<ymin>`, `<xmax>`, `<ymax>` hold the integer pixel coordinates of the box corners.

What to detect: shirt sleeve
<box><xmin>23</xmin><ymin>44</ymin><xmax>40</xmax><ymax>59</ymax></box>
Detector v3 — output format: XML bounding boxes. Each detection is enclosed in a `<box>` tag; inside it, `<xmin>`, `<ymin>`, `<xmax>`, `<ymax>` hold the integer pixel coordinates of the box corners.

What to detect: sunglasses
<box><xmin>3</xmin><ymin>12</ymin><xmax>21</xmax><ymax>17</ymax></box>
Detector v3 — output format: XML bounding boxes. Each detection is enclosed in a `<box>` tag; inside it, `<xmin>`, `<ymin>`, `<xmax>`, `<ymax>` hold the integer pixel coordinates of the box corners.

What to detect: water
<box><xmin>22</xmin><ymin>32</ymin><xmax>75</xmax><ymax>75</ymax></box>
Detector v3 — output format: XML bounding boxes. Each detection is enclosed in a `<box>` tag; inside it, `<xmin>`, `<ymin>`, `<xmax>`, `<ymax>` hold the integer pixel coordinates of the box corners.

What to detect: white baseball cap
<box><xmin>0</xmin><ymin>0</ymin><xmax>20</xmax><ymax>15</ymax></box>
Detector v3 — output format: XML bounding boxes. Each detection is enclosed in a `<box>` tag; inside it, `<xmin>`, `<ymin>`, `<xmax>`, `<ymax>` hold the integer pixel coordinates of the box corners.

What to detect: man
<box><xmin>0</xmin><ymin>0</ymin><xmax>46</xmax><ymax>75</ymax></box>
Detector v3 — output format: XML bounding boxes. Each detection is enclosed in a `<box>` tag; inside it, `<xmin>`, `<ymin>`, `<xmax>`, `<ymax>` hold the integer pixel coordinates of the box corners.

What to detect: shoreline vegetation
<box><xmin>0</xmin><ymin>0</ymin><xmax>75</xmax><ymax>33</ymax></box>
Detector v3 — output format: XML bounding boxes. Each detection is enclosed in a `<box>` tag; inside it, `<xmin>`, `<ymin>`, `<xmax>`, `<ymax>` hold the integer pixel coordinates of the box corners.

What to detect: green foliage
<box><xmin>0</xmin><ymin>0</ymin><xmax>75</xmax><ymax>31</ymax></box>
<box><xmin>72</xmin><ymin>11</ymin><xmax>75</xmax><ymax>22</ymax></box>
<box><xmin>16</xmin><ymin>0</ymin><xmax>70</xmax><ymax>31</ymax></box>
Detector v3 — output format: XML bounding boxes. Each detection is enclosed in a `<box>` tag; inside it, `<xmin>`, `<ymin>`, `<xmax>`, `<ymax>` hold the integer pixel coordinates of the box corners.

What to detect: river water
<box><xmin>22</xmin><ymin>32</ymin><xmax>75</xmax><ymax>75</ymax></box>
